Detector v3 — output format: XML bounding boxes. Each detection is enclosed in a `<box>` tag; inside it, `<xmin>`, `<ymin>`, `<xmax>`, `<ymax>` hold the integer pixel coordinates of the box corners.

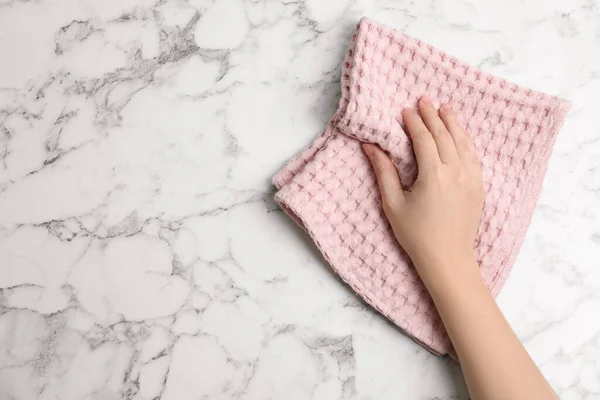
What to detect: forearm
<box><xmin>420</xmin><ymin>258</ymin><xmax>558</xmax><ymax>400</ymax></box>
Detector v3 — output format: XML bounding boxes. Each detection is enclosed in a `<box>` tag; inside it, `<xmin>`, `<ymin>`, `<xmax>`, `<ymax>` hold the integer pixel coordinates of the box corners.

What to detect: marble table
<box><xmin>1</xmin><ymin>0</ymin><xmax>599</xmax><ymax>399</ymax></box>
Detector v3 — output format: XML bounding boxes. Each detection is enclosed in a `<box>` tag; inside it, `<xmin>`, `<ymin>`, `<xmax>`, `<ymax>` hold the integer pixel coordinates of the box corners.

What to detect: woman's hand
<box><xmin>362</xmin><ymin>96</ymin><xmax>484</xmax><ymax>285</ymax></box>
<box><xmin>363</xmin><ymin>96</ymin><xmax>558</xmax><ymax>400</ymax></box>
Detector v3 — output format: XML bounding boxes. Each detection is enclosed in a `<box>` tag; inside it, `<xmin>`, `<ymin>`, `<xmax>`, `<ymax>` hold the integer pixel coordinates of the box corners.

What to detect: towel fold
<box><xmin>273</xmin><ymin>17</ymin><xmax>571</xmax><ymax>355</ymax></box>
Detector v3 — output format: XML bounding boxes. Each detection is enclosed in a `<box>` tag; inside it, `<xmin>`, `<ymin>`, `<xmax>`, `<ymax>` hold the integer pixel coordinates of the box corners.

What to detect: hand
<box><xmin>364</xmin><ymin>96</ymin><xmax>558</xmax><ymax>400</ymax></box>
<box><xmin>362</xmin><ymin>96</ymin><xmax>484</xmax><ymax>285</ymax></box>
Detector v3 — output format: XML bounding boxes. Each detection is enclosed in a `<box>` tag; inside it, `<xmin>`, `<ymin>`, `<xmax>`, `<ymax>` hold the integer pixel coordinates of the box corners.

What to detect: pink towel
<box><xmin>273</xmin><ymin>17</ymin><xmax>571</xmax><ymax>355</ymax></box>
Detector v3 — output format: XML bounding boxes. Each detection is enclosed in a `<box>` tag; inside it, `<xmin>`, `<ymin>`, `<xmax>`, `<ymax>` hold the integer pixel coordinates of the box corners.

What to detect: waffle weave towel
<box><xmin>273</xmin><ymin>17</ymin><xmax>571</xmax><ymax>355</ymax></box>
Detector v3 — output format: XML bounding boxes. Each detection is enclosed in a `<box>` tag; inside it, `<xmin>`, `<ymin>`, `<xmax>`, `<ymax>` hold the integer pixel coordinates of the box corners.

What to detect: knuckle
<box><xmin>469</xmin><ymin>152</ymin><xmax>481</xmax><ymax>165</ymax></box>
<box><xmin>458</xmin><ymin>138</ymin><xmax>474</xmax><ymax>152</ymax></box>
<box><xmin>412</xmin><ymin>128</ymin><xmax>430</xmax><ymax>140</ymax></box>
<box><xmin>455</xmin><ymin>171</ymin><xmax>467</xmax><ymax>186</ymax></box>
<box><xmin>432</xmin><ymin>126</ymin><xmax>447</xmax><ymax>136</ymax></box>
<box><xmin>374</xmin><ymin>163</ymin><xmax>387</xmax><ymax>178</ymax></box>
<box><xmin>427</xmin><ymin>166</ymin><xmax>445</xmax><ymax>183</ymax></box>
<box><xmin>456</xmin><ymin>134</ymin><xmax>468</xmax><ymax>143</ymax></box>
<box><xmin>464</xmin><ymin>147</ymin><xmax>480</xmax><ymax>163</ymax></box>
<box><xmin>451</xmin><ymin>116</ymin><xmax>463</xmax><ymax>127</ymax></box>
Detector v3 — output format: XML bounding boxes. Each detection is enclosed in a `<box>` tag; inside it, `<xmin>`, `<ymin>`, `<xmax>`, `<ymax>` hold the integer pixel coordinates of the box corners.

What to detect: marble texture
<box><xmin>0</xmin><ymin>0</ymin><xmax>599</xmax><ymax>399</ymax></box>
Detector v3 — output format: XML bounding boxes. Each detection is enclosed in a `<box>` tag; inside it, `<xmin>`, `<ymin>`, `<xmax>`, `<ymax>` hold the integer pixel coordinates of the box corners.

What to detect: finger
<box><xmin>439</xmin><ymin>104</ymin><xmax>478</xmax><ymax>163</ymax></box>
<box><xmin>418</xmin><ymin>97</ymin><xmax>459</xmax><ymax>165</ymax></box>
<box><xmin>362</xmin><ymin>144</ymin><xmax>404</xmax><ymax>211</ymax></box>
<box><xmin>401</xmin><ymin>108</ymin><xmax>440</xmax><ymax>171</ymax></box>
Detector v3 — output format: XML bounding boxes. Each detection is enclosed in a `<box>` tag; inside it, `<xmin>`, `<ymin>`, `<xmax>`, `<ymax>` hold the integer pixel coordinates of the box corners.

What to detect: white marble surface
<box><xmin>0</xmin><ymin>0</ymin><xmax>599</xmax><ymax>399</ymax></box>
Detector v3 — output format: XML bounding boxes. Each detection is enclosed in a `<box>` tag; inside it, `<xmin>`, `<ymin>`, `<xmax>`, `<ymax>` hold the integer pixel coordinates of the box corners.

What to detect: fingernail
<box><xmin>420</xmin><ymin>96</ymin><xmax>432</xmax><ymax>105</ymax></box>
<box><xmin>362</xmin><ymin>143</ymin><xmax>374</xmax><ymax>158</ymax></box>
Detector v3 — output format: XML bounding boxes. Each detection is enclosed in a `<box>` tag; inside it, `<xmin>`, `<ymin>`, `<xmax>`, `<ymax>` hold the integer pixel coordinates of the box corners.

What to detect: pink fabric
<box><xmin>273</xmin><ymin>17</ymin><xmax>571</xmax><ymax>355</ymax></box>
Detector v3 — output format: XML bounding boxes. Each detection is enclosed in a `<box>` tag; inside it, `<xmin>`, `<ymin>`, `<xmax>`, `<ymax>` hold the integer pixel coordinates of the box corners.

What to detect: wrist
<box><xmin>413</xmin><ymin>254</ymin><xmax>483</xmax><ymax>297</ymax></box>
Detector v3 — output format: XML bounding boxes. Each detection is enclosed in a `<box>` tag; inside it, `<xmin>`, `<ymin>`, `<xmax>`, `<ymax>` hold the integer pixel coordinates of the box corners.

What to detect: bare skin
<box><xmin>362</xmin><ymin>96</ymin><xmax>558</xmax><ymax>400</ymax></box>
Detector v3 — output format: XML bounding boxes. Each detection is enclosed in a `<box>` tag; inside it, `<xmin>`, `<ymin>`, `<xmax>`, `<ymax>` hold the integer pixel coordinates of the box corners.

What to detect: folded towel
<box><xmin>273</xmin><ymin>17</ymin><xmax>571</xmax><ymax>355</ymax></box>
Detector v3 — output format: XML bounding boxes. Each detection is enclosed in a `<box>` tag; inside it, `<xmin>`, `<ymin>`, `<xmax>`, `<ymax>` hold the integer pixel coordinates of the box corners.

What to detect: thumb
<box><xmin>362</xmin><ymin>144</ymin><xmax>405</xmax><ymax>212</ymax></box>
